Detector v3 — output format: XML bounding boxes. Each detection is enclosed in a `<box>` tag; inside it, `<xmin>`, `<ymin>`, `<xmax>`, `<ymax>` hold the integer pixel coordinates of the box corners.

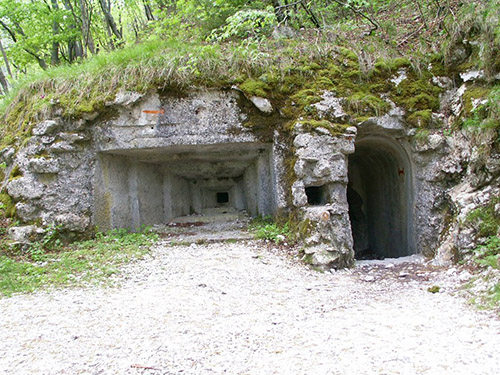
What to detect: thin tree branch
<box><xmin>327</xmin><ymin>0</ymin><xmax>379</xmax><ymax>35</ymax></box>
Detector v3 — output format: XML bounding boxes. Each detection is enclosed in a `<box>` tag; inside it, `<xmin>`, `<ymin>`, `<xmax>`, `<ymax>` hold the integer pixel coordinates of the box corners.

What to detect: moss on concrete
<box><xmin>299</xmin><ymin>120</ymin><xmax>350</xmax><ymax>136</ymax></box>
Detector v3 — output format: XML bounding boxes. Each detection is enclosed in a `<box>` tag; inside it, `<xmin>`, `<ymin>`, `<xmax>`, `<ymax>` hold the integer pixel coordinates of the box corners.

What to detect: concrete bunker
<box><xmin>347</xmin><ymin>136</ymin><xmax>415</xmax><ymax>259</ymax></box>
<box><xmin>93</xmin><ymin>142</ymin><xmax>277</xmax><ymax>231</ymax></box>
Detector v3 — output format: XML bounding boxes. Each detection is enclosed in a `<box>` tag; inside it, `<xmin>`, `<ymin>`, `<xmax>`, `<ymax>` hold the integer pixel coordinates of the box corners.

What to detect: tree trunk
<box><xmin>98</xmin><ymin>0</ymin><xmax>123</xmax><ymax>41</ymax></box>
<box><xmin>80</xmin><ymin>0</ymin><xmax>96</xmax><ymax>55</ymax></box>
<box><xmin>143</xmin><ymin>0</ymin><xmax>155</xmax><ymax>21</ymax></box>
<box><xmin>0</xmin><ymin>69</ymin><xmax>9</xmax><ymax>94</ymax></box>
<box><xmin>0</xmin><ymin>39</ymin><xmax>12</xmax><ymax>78</ymax></box>
<box><xmin>50</xmin><ymin>0</ymin><xmax>60</xmax><ymax>65</ymax></box>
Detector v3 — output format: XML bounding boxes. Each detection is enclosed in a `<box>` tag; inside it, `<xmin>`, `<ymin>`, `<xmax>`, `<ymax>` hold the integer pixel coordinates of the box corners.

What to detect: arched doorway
<box><xmin>347</xmin><ymin>136</ymin><xmax>414</xmax><ymax>259</ymax></box>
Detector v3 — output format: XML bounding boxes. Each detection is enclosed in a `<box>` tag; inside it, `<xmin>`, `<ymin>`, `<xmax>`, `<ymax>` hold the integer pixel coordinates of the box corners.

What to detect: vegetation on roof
<box><xmin>0</xmin><ymin>0</ymin><xmax>498</xmax><ymax>149</ymax></box>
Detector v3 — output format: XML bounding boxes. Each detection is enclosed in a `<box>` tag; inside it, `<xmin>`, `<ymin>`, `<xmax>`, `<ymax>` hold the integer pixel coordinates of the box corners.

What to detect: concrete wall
<box><xmin>95</xmin><ymin>155</ymin><xmax>165</xmax><ymax>230</ymax></box>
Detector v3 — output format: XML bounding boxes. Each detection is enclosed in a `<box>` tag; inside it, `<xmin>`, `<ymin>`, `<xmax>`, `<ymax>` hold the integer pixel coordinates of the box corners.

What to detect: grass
<box><xmin>0</xmin><ymin>228</ymin><xmax>158</xmax><ymax>298</ymax></box>
<box><xmin>462</xmin><ymin>236</ymin><xmax>500</xmax><ymax>314</ymax></box>
<box><xmin>249</xmin><ymin>216</ymin><xmax>291</xmax><ymax>244</ymax></box>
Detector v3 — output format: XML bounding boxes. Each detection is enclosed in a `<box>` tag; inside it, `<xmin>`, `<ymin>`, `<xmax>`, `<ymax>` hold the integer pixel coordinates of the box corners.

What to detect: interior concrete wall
<box><xmin>163</xmin><ymin>173</ymin><xmax>191</xmax><ymax>220</ymax></box>
<box><xmin>348</xmin><ymin>136</ymin><xmax>415</xmax><ymax>258</ymax></box>
<box><xmin>94</xmin><ymin>143</ymin><xmax>277</xmax><ymax>230</ymax></box>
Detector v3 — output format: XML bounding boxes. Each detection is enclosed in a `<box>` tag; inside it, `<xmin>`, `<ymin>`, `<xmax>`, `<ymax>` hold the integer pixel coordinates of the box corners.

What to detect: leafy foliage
<box><xmin>466</xmin><ymin>196</ymin><xmax>500</xmax><ymax>238</ymax></box>
<box><xmin>250</xmin><ymin>216</ymin><xmax>291</xmax><ymax>244</ymax></box>
<box><xmin>474</xmin><ymin>236</ymin><xmax>500</xmax><ymax>270</ymax></box>
<box><xmin>208</xmin><ymin>8</ymin><xmax>277</xmax><ymax>41</ymax></box>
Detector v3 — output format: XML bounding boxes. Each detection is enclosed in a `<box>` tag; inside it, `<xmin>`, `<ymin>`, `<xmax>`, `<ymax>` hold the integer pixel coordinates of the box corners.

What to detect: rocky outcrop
<box><xmin>0</xmin><ymin>76</ymin><xmax>498</xmax><ymax>269</ymax></box>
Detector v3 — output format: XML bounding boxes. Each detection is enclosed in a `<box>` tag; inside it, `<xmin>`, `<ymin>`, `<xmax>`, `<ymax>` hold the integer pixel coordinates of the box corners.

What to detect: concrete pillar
<box><xmin>243</xmin><ymin>162</ymin><xmax>258</xmax><ymax>216</ymax></box>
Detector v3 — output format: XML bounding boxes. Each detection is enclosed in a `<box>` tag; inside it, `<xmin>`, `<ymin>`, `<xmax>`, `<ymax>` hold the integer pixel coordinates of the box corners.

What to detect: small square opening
<box><xmin>216</xmin><ymin>192</ymin><xmax>229</xmax><ymax>204</ymax></box>
<box><xmin>305</xmin><ymin>186</ymin><xmax>327</xmax><ymax>205</ymax></box>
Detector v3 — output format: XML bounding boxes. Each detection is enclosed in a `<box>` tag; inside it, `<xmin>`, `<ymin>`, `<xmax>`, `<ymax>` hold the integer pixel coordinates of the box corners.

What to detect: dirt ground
<box><xmin>1</xmin><ymin>240</ymin><xmax>499</xmax><ymax>375</ymax></box>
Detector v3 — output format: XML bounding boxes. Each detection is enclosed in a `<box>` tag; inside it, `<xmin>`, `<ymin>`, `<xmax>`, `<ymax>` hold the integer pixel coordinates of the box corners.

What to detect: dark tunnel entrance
<box><xmin>348</xmin><ymin>136</ymin><xmax>415</xmax><ymax>259</ymax></box>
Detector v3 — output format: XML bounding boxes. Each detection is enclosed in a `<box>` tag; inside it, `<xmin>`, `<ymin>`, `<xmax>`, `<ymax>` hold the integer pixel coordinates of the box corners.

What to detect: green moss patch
<box><xmin>299</xmin><ymin>120</ymin><xmax>350</xmax><ymax>136</ymax></box>
<box><xmin>408</xmin><ymin>110</ymin><xmax>433</xmax><ymax>128</ymax></box>
<box><xmin>347</xmin><ymin>92</ymin><xmax>390</xmax><ymax>117</ymax></box>
<box><xmin>9</xmin><ymin>166</ymin><xmax>22</xmax><ymax>180</ymax></box>
<box><xmin>0</xmin><ymin>193</ymin><xmax>16</xmax><ymax>218</ymax></box>
<box><xmin>462</xmin><ymin>85</ymin><xmax>491</xmax><ymax>115</ymax></box>
<box><xmin>239</xmin><ymin>78</ymin><xmax>270</xmax><ymax>98</ymax></box>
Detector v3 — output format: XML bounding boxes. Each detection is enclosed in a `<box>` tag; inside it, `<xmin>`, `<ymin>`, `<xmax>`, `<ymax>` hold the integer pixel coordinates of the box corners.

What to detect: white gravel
<box><xmin>1</xmin><ymin>241</ymin><xmax>499</xmax><ymax>375</ymax></box>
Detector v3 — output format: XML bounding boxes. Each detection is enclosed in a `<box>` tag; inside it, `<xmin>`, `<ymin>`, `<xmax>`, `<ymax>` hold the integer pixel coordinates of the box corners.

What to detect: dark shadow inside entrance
<box><xmin>348</xmin><ymin>136</ymin><xmax>414</xmax><ymax>259</ymax></box>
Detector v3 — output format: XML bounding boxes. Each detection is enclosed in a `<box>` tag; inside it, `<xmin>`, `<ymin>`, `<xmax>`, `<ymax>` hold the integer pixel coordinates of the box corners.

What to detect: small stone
<box><xmin>8</xmin><ymin>225</ymin><xmax>44</xmax><ymax>243</ymax></box>
<box><xmin>113</xmin><ymin>90</ymin><xmax>144</xmax><ymax>106</ymax></box>
<box><xmin>446</xmin><ymin>268</ymin><xmax>457</xmax><ymax>276</ymax></box>
<box><xmin>390</xmin><ymin>69</ymin><xmax>407</xmax><ymax>86</ymax></box>
<box><xmin>249</xmin><ymin>96</ymin><xmax>273</xmax><ymax>113</ymax></box>
<box><xmin>427</xmin><ymin>285</ymin><xmax>440</xmax><ymax>293</ymax></box>
<box><xmin>460</xmin><ymin>70</ymin><xmax>484</xmax><ymax>82</ymax></box>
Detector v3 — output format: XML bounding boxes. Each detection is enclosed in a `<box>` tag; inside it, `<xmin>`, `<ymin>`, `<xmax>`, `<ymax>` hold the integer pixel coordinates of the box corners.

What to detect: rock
<box><xmin>59</xmin><ymin>132</ymin><xmax>89</xmax><ymax>143</ymax></box>
<box><xmin>49</xmin><ymin>141</ymin><xmax>76</xmax><ymax>153</ymax></box>
<box><xmin>313</xmin><ymin>91</ymin><xmax>349</xmax><ymax>122</ymax></box>
<box><xmin>432</xmin><ymin>76</ymin><xmax>454</xmax><ymax>89</ymax></box>
<box><xmin>40</xmin><ymin>136</ymin><xmax>56</xmax><ymax>144</ymax></box>
<box><xmin>8</xmin><ymin>225</ymin><xmax>44</xmax><ymax>243</ymax></box>
<box><xmin>428</xmin><ymin>134</ymin><xmax>445</xmax><ymax>150</ymax></box>
<box><xmin>28</xmin><ymin>158</ymin><xmax>60</xmax><ymax>174</ymax></box>
<box><xmin>32</xmin><ymin>120</ymin><xmax>60</xmax><ymax>136</ymax></box>
<box><xmin>7</xmin><ymin>177</ymin><xmax>44</xmax><ymax>200</ymax></box>
<box><xmin>345</xmin><ymin>126</ymin><xmax>357</xmax><ymax>135</ymax></box>
<box><xmin>0</xmin><ymin>147</ymin><xmax>16</xmax><ymax>164</ymax></box>
<box><xmin>460</xmin><ymin>70</ymin><xmax>484</xmax><ymax>82</ymax></box>
<box><xmin>293</xmin><ymin>133</ymin><xmax>313</xmax><ymax>148</ymax></box>
<box><xmin>113</xmin><ymin>90</ymin><xmax>144</xmax><ymax>106</ymax></box>
<box><xmin>390</xmin><ymin>69</ymin><xmax>407</xmax><ymax>86</ymax></box>
<box><xmin>249</xmin><ymin>96</ymin><xmax>273</xmax><ymax>113</ymax></box>
<box><xmin>292</xmin><ymin>181</ymin><xmax>307</xmax><ymax>207</ymax></box>
<box><xmin>358</xmin><ymin>115</ymin><xmax>405</xmax><ymax>135</ymax></box>
<box><xmin>449</xmin><ymin>84</ymin><xmax>467</xmax><ymax>116</ymax></box>
<box><xmin>45</xmin><ymin>213</ymin><xmax>90</xmax><ymax>233</ymax></box>
<box><xmin>495</xmin><ymin>203</ymin><xmax>500</xmax><ymax>217</ymax></box>
<box><xmin>15</xmin><ymin>203</ymin><xmax>40</xmax><ymax>221</ymax></box>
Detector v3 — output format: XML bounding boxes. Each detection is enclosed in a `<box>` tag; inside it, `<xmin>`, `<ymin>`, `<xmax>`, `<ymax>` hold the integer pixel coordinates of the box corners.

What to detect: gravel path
<box><xmin>1</xmin><ymin>241</ymin><xmax>499</xmax><ymax>375</ymax></box>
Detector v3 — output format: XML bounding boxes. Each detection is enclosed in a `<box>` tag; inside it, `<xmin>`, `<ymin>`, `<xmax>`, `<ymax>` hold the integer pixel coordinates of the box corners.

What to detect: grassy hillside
<box><xmin>0</xmin><ymin>0</ymin><xmax>498</xmax><ymax>149</ymax></box>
